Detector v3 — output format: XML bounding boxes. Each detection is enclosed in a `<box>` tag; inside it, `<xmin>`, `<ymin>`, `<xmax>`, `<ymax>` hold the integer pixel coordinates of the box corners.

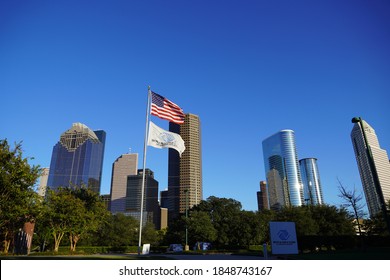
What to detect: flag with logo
<box><xmin>150</xmin><ymin>91</ymin><xmax>185</xmax><ymax>124</ymax></box>
<box><xmin>147</xmin><ymin>121</ymin><xmax>185</xmax><ymax>156</ymax></box>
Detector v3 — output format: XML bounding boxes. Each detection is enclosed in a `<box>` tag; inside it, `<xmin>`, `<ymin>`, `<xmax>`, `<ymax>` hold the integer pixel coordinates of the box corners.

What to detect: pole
<box><xmin>185</xmin><ymin>188</ymin><xmax>189</xmax><ymax>251</ymax></box>
<box><xmin>138</xmin><ymin>86</ymin><xmax>152</xmax><ymax>255</ymax></box>
<box><xmin>352</xmin><ymin>117</ymin><xmax>390</xmax><ymax>235</ymax></box>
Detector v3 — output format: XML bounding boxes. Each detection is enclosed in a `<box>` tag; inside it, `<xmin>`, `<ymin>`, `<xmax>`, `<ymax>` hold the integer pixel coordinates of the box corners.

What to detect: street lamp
<box><xmin>352</xmin><ymin>117</ymin><xmax>390</xmax><ymax>234</ymax></box>
<box><xmin>184</xmin><ymin>187</ymin><xmax>189</xmax><ymax>251</ymax></box>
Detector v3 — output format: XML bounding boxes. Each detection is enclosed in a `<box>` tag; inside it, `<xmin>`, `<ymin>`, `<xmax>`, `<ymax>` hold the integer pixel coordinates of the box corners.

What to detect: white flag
<box><xmin>148</xmin><ymin>121</ymin><xmax>185</xmax><ymax>156</ymax></box>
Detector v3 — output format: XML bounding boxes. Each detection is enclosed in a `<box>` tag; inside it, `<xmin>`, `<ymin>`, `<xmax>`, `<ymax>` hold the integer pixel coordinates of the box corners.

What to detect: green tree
<box><xmin>309</xmin><ymin>204</ymin><xmax>355</xmax><ymax>236</ymax></box>
<box><xmin>68</xmin><ymin>187</ymin><xmax>108</xmax><ymax>251</ymax></box>
<box><xmin>275</xmin><ymin>206</ymin><xmax>319</xmax><ymax>236</ymax></box>
<box><xmin>41</xmin><ymin>188</ymin><xmax>86</xmax><ymax>252</ymax></box>
<box><xmin>0</xmin><ymin>139</ymin><xmax>41</xmax><ymax>253</ymax></box>
<box><xmin>141</xmin><ymin>222</ymin><xmax>159</xmax><ymax>246</ymax></box>
<box><xmin>164</xmin><ymin>216</ymin><xmax>186</xmax><ymax>245</ymax></box>
<box><xmin>186</xmin><ymin>210</ymin><xmax>217</xmax><ymax>245</ymax></box>
<box><xmin>93</xmin><ymin>213</ymin><xmax>138</xmax><ymax>247</ymax></box>
<box><xmin>233</xmin><ymin>210</ymin><xmax>259</xmax><ymax>247</ymax></box>
<box><xmin>363</xmin><ymin>201</ymin><xmax>390</xmax><ymax>236</ymax></box>
<box><xmin>255</xmin><ymin>209</ymin><xmax>276</xmax><ymax>244</ymax></box>
<box><xmin>192</xmin><ymin>196</ymin><xmax>242</xmax><ymax>247</ymax></box>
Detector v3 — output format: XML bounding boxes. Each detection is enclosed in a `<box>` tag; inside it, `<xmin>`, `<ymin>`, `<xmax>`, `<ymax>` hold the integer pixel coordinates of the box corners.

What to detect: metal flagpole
<box><xmin>138</xmin><ymin>86</ymin><xmax>152</xmax><ymax>255</ymax></box>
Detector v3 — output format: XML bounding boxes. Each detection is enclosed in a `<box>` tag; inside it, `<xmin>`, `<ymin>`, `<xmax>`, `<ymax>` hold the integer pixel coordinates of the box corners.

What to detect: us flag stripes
<box><xmin>150</xmin><ymin>91</ymin><xmax>185</xmax><ymax>124</ymax></box>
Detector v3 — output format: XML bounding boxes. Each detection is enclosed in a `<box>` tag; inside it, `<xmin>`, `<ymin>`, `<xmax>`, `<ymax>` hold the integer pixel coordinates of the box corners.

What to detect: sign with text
<box><xmin>269</xmin><ymin>221</ymin><xmax>298</xmax><ymax>254</ymax></box>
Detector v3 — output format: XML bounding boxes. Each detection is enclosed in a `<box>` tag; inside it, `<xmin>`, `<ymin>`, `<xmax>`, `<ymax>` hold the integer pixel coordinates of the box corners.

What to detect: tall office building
<box><xmin>38</xmin><ymin>167</ymin><xmax>49</xmax><ymax>197</ymax></box>
<box><xmin>299</xmin><ymin>158</ymin><xmax>324</xmax><ymax>205</ymax></box>
<box><xmin>47</xmin><ymin>122</ymin><xmax>106</xmax><ymax>194</ymax></box>
<box><xmin>351</xmin><ymin>118</ymin><xmax>390</xmax><ymax>217</ymax></box>
<box><xmin>110</xmin><ymin>153</ymin><xmax>138</xmax><ymax>213</ymax></box>
<box><xmin>257</xmin><ymin>181</ymin><xmax>269</xmax><ymax>211</ymax></box>
<box><xmin>126</xmin><ymin>169</ymin><xmax>160</xmax><ymax>228</ymax></box>
<box><xmin>262</xmin><ymin>129</ymin><xmax>304</xmax><ymax>209</ymax></box>
<box><xmin>168</xmin><ymin>113</ymin><xmax>202</xmax><ymax>222</ymax></box>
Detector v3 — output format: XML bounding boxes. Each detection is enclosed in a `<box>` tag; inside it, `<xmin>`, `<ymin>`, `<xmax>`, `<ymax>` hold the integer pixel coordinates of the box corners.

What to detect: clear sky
<box><xmin>1</xmin><ymin>0</ymin><xmax>389</xmax><ymax>212</ymax></box>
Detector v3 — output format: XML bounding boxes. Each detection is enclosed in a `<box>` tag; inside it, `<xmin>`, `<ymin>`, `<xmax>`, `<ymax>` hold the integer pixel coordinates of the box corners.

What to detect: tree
<box><xmin>337</xmin><ymin>179</ymin><xmax>366</xmax><ymax>235</ymax></box>
<box><xmin>233</xmin><ymin>211</ymin><xmax>259</xmax><ymax>247</ymax></box>
<box><xmin>193</xmin><ymin>196</ymin><xmax>242</xmax><ymax>247</ymax></box>
<box><xmin>309</xmin><ymin>204</ymin><xmax>355</xmax><ymax>236</ymax></box>
<box><xmin>186</xmin><ymin>211</ymin><xmax>217</xmax><ymax>245</ymax></box>
<box><xmin>41</xmin><ymin>188</ymin><xmax>86</xmax><ymax>252</ymax></box>
<box><xmin>275</xmin><ymin>206</ymin><xmax>319</xmax><ymax>236</ymax></box>
<box><xmin>0</xmin><ymin>139</ymin><xmax>41</xmax><ymax>253</ymax></box>
<box><xmin>92</xmin><ymin>213</ymin><xmax>138</xmax><ymax>247</ymax></box>
<box><xmin>255</xmin><ymin>209</ymin><xmax>276</xmax><ymax>244</ymax></box>
<box><xmin>141</xmin><ymin>222</ymin><xmax>159</xmax><ymax>246</ymax></box>
<box><xmin>363</xmin><ymin>200</ymin><xmax>390</xmax><ymax>236</ymax></box>
<box><xmin>68</xmin><ymin>187</ymin><xmax>108</xmax><ymax>251</ymax></box>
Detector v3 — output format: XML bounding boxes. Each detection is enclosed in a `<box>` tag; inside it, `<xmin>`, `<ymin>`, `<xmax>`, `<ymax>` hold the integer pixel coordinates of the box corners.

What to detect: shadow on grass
<box><xmin>0</xmin><ymin>253</ymin><xmax>174</xmax><ymax>260</ymax></box>
<box><xmin>287</xmin><ymin>247</ymin><xmax>390</xmax><ymax>260</ymax></box>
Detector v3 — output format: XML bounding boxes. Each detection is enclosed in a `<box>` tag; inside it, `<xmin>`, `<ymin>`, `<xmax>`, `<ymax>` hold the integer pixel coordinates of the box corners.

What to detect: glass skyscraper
<box><xmin>47</xmin><ymin>122</ymin><xmax>106</xmax><ymax>194</ymax></box>
<box><xmin>262</xmin><ymin>130</ymin><xmax>304</xmax><ymax>209</ymax></box>
<box><xmin>299</xmin><ymin>158</ymin><xmax>324</xmax><ymax>205</ymax></box>
<box><xmin>351</xmin><ymin>118</ymin><xmax>390</xmax><ymax>217</ymax></box>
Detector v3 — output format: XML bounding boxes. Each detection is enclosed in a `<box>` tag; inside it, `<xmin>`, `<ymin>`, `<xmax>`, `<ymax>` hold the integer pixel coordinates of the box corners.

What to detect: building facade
<box><xmin>38</xmin><ymin>167</ymin><xmax>49</xmax><ymax>197</ymax></box>
<box><xmin>47</xmin><ymin>123</ymin><xmax>106</xmax><ymax>194</ymax></box>
<box><xmin>351</xmin><ymin>118</ymin><xmax>390</xmax><ymax>217</ymax></box>
<box><xmin>257</xmin><ymin>181</ymin><xmax>269</xmax><ymax>211</ymax></box>
<box><xmin>299</xmin><ymin>158</ymin><xmax>324</xmax><ymax>205</ymax></box>
<box><xmin>262</xmin><ymin>129</ymin><xmax>304</xmax><ymax>209</ymax></box>
<box><xmin>126</xmin><ymin>169</ymin><xmax>160</xmax><ymax>228</ymax></box>
<box><xmin>110</xmin><ymin>153</ymin><xmax>138</xmax><ymax>213</ymax></box>
<box><xmin>168</xmin><ymin>113</ymin><xmax>202</xmax><ymax>223</ymax></box>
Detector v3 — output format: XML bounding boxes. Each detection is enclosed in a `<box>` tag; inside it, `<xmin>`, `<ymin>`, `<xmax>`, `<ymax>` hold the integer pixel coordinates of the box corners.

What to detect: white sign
<box><xmin>269</xmin><ymin>221</ymin><xmax>298</xmax><ymax>254</ymax></box>
<box><xmin>142</xmin><ymin>244</ymin><xmax>150</xmax><ymax>255</ymax></box>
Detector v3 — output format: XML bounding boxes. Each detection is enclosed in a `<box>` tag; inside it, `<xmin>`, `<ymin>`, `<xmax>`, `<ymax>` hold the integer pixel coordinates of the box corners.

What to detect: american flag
<box><xmin>150</xmin><ymin>91</ymin><xmax>185</xmax><ymax>124</ymax></box>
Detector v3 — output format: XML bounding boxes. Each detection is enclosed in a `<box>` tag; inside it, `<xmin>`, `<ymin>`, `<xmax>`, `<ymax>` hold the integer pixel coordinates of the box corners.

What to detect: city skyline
<box><xmin>1</xmin><ymin>1</ymin><xmax>390</xmax><ymax>212</ymax></box>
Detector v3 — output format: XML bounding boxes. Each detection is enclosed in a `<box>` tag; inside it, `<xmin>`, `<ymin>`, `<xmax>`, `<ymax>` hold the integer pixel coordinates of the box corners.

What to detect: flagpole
<box><xmin>138</xmin><ymin>86</ymin><xmax>151</xmax><ymax>255</ymax></box>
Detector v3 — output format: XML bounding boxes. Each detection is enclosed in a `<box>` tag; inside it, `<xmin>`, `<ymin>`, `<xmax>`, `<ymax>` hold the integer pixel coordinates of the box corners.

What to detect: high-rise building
<box><xmin>47</xmin><ymin>123</ymin><xmax>106</xmax><ymax>194</ymax></box>
<box><xmin>168</xmin><ymin>113</ymin><xmax>202</xmax><ymax>223</ymax></box>
<box><xmin>299</xmin><ymin>158</ymin><xmax>324</xmax><ymax>205</ymax></box>
<box><xmin>262</xmin><ymin>130</ymin><xmax>304</xmax><ymax>209</ymax></box>
<box><xmin>110</xmin><ymin>153</ymin><xmax>138</xmax><ymax>213</ymax></box>
<box><xmin>257</xmin><ymin>181</ymin><xmax>269</xmax><ymax>211</ymax></box>
<box><xmin>38</xmin><ymin>167</ymin><xmax>49</xmax><ymax>197</ymax></box>
<box><xmin>351</xmin><ymin>118</ymin><xmax>390</xmax><ymax>217</ymax></box>
<box><xmin>126</xmin><ymin>169</ymin><xmax>160</xmax><ymax>228</ymax></box>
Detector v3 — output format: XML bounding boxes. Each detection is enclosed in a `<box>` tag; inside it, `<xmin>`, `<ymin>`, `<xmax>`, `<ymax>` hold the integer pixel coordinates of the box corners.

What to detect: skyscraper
<box><xmin>168</xmin><ymin>113</ymin><xmax>202</xmax><ymax>223</ymax></box>
<box><xmin>47</xmin><ymin>122</ymin><xmax>106</xmax><ymax>194</ymax></box>
<box><xmin>126</xmin><ymin>168</ymin><xmax>160</xmax><ymax>228</ymax></box>
<box><xmin>299</xmin><ymin>158</ymin><xmax>324</xmax><ymax>205</ymax></box>
<box><xmin>110</xmin><ymin>153</ymin><xmax>138</xmax><ymax>213</ymax></box>
<box><xmin>257</xmin><ymin>181</ymin><xmax>269</xmax><ymax>211</ymax></box>
<box><xmin>351</xmin><ymin>118</ymin><xmax>390</xmax><ymax>217</ymax></box>
<box><xmin>262</xmin><ymin>130</ymin><xmax>304</xmax><ymax>209</ymax></box>
<box><xmin>38</xmin><ymin>167</ymin><xmax>49</xmax><ymax>197</ymax></box>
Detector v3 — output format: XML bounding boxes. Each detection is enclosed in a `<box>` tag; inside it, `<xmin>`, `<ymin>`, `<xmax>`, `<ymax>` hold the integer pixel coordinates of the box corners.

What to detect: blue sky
<box><xmin>1</xmin><ymin>0</ymin><xmax>389</xmax><ymax>212</ymax></box>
